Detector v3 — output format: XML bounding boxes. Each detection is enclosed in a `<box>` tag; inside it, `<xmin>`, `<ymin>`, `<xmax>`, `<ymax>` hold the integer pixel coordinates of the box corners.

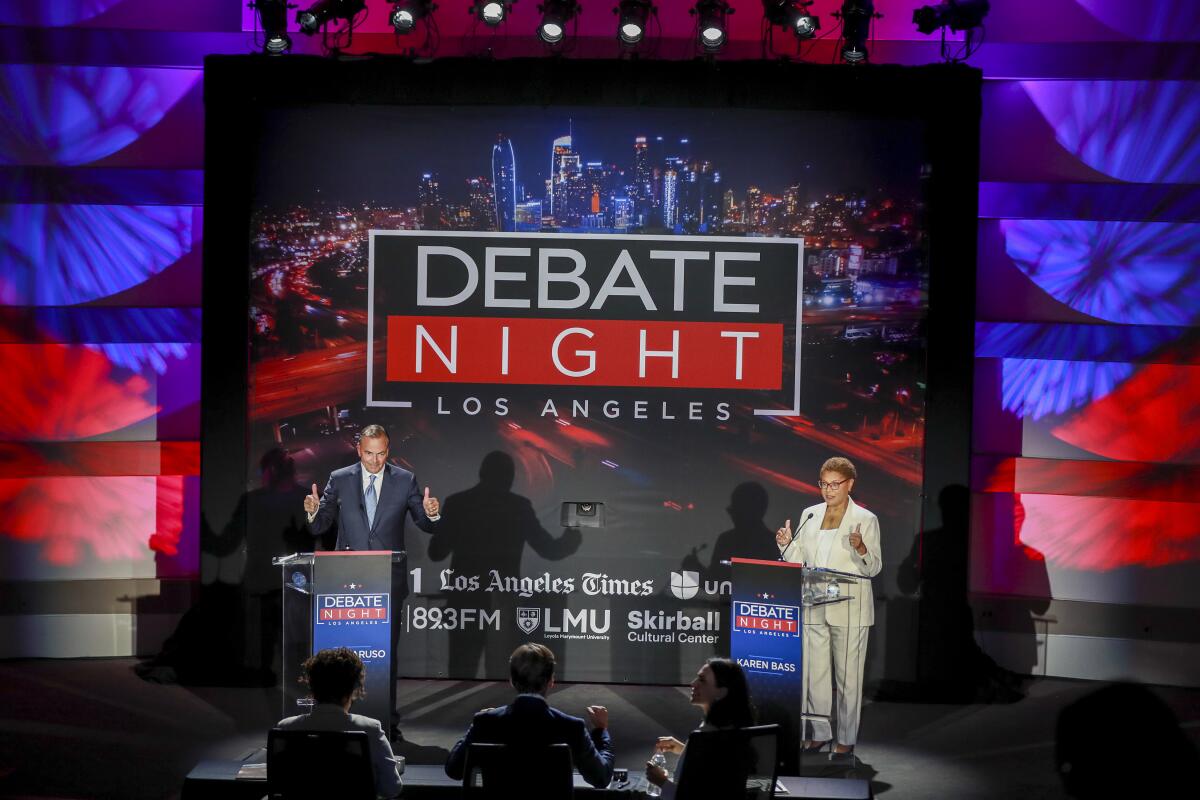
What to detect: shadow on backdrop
<box><xmin>428</xmin><ymin>451</ymin><xmax>581</xmax><ymax>679</ymax></box>
<box><xmin>882</xmin><ymin>485</ymin><xmax>1043</xmax><ymax>703</ymax></box>
<box><xmin>136</xmin><ymin>447</ymin><xmax>310</xmax><ymax>687</ymax></box>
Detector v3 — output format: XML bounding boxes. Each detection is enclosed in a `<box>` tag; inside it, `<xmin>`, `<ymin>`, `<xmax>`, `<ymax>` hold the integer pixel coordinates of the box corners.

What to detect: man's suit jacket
<box><xmin>780</xmin><ymin>497</ymin><xmax>882</xmax><ymax>627</ymax></box>
<box><xmin>444</xmin><ymin>694</ymin><xmax>614</xmax><ymax>789</ymax></box>
<box><xmin>276</xmin><ymin>703</ymin><xmax>403</xmax><ymax>798</ymax></box>
<box><xmin>309</xmin><ymin>462</ymin><xmax>437</xmax><ymax>552</ymax></box>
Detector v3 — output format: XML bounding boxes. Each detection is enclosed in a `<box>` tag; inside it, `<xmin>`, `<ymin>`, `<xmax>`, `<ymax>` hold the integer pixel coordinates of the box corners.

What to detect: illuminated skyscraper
<box><xmin>746</xmin><ymin>186</ymin><xmax>764</xmax><ymax>233</ymax></box>
<box><xmin>492</xmin><ymin>136</ymin><xmax>517</xmax><ymax>232</ymax></box>
<box><xmin>548</xmin><ymin>133</ymin><xmax>573</xmax><ymax>220</ymax></box>
<box><xmin>691</xmin><ymin>160</ymin><xmax>721</xmax><ymax>233</ymax></box>
<box><xmin>515</xmin><ymin>200</ymin><xmax>543</xmax><ymax>231</ymax></box>
<box><xmin>467</xmin><ymin>176</ymin><xmax>495</xmax><ymax>231</ymax></box>
<box><xmin>633</xmin><ymin>136</ymin><xmax>651</xmax><ymax>225</ymax></box>
<box><xmin>418</xmin><ymin>173</ymin><xmax>447</xmax><ymax>230</ymax></box>
<box><xmin>663</xmin><ymin>168</ymin><xmax>679</xmax><ymax>229</ymax></box>
<box><xmin>723</xmin><ymin>189</ymin><xmax>738</xmax><ymax>225</ymax></box>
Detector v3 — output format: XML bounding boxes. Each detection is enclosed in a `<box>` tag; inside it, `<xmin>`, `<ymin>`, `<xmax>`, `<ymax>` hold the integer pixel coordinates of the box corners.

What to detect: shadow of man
<box><xmin>677</xmin><ymin>482</ymin><xmax>778</xmax><ymax>656</ymax></box>
<box><xmin>429</xmin><ymin>451</ymin><xmax>582</xmax><ymax>679</ymax></box>
<box><xmin>706</xmin><ymin>482</ymin><xmax>781</xmax><ymax>587</ymax></box>
<box><xmin>897</xmin><ymin>485</ymin><xmax>1045</xmax><ymax>702</ymax></box>
<box><xmin>137</xmin><ymin>448</ymin><xmax>309</xmax><ymax>686</ymax></box>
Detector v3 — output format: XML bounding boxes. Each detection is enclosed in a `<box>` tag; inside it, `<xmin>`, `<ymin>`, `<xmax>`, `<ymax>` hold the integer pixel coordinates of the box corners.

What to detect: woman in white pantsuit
<box><xmin>775</xmin><ymin>456</ymin><xmax>882</xmax><ymax>755</ymax></box>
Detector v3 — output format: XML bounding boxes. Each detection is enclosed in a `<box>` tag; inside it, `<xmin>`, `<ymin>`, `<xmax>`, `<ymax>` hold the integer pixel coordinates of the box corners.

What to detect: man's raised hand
<box><xmin>304</xmin><ymin>483</ymin><xmax>320</xmax><ymax>515</ymax></box>
<box><xmin>423</xmin><ymin>486</ymin><xmax>440</xmax><ymax>517</ymax></box>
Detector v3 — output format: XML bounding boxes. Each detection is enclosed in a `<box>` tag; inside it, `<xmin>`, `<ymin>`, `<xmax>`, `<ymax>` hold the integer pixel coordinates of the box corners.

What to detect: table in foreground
<box><xmin>183</xmin><ymin>760</ymin><xmax>871</xmax><ymax>799</ymax></box>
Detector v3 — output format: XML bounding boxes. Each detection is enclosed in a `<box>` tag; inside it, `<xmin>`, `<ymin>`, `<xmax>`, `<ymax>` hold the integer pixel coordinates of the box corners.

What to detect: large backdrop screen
<box><xmin>214</xmin><ymin>58</ymin><xmax>976</xmax><ymax>684</ymax></box>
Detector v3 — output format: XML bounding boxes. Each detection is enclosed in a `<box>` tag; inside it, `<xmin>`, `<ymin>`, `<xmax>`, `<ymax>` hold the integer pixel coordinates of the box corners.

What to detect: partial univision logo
<box><xmin>669</xmin><ymin>571</ymin><xmax>700</xmax><ymax>600</ymax></box>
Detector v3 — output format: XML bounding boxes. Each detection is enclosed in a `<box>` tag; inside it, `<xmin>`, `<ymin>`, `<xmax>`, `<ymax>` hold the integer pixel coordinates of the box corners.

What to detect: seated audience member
<box><xmin>276</xmin><ymin>647</ymin><xmax>403</xmax><ymax>799</ymax></box>
<box><xmin>646</xmin><ymin>657</ymin><xmax>755</xmax><ymax>799</ymax></box>
<box><xmin>1057</xmin><ymin>682</ymin><xmax>1200</xmax><ymax>799</ymax></box>
<box><xmin>445</xmin><ymin>643</ymin><xmax>614</xmax><ymax>789</ymax></box>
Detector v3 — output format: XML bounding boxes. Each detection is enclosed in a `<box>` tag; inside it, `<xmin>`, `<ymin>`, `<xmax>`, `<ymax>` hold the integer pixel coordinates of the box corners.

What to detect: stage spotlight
<box><xmin>835</xmin><ymin>0</ymin><xmax>874</xmax><ymax>62</ymax></box>
<box><xmin>692</xmin><ymin>0</ymin><xmax>733</xmax><ymax>52</ymax></box>
<box><xmin>537</xmin><ymin>0</ymin><xmax>578</xmax><ymax>44</ymax></box>
<box><xmin>912</xmin><ymin>0</ymin><xmax>989</xmax><ymax>34</ymax></box>
<box><xmin>616</xmin><ymin>0</ymin><xmax>652</xmax><ymax>46</ymax></box>
<box><xmin>390</xmin><ymin>0</ymin><xmax>434</xmax><ymax>32</ymax></box>
<box><xmin>471</xmin><ymin>0</ymin><xmax>510</xmax><ymax>26</ymax></box>
<box><xmin>763</xmin><ymin>0</ymin><xmax>820</xmax><ymax>40</ymax></box>
<box><xmin>296</xmin><ymin>0</ymin><xmax>365</xmax><ymax>35</ymax></box>
<box><xmin>253</xmin><ymin>0</ymin><xmax>292</xmax><ymax>54</ymax></box>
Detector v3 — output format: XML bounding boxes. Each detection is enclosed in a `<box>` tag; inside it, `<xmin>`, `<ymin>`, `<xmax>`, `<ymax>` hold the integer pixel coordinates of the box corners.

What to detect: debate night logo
<box><xmin>516</xmin><ymin>607</ymin><xmax>541</xmax><ymax>634</ymax></box>
<box><xmin>669</xmin><ymin>571</ymin><xmax>700</xmax><ymax>600</ymax></box>
<box><xmin>315</xmin><ymin>593</ymin><xmax>390</xmax><ymax>624</ymax></box>
<box><xmin>366</xmin><ymin>231</ymin><xmax>803</xmax><ymax>415</ymax></box>
<box><xmin>732</xmin><ymin>601</ymin><xmax>800</xmax><ymax>637</ymax></box>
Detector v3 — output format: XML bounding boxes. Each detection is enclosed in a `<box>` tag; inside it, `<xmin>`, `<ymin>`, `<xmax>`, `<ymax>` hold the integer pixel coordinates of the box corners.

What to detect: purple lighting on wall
<box><xmin>1000</xmin><ymin>357</ymin><xmax>1133</xmax><ymax>421</ymax></box>
<box><xmin>0</xmin><ymin>0</ymin><xmax>126</xmax><ymax>27</ymax></box>
<box><xmin>0</xmin><ymin>66</ymin><xmax>201</xmax><ymax>166</ymax></box>
<box><xmin>1000</xmin><ymin>219</ymin><xmax>1200</xmax><ymax>326</ymax></box>
<box><xmin>1076</xmin><ymin>0</ymin><xmax>1200</xmax><ymax>42</ymax></box>
<box><xmin>0</xmin><ymin>204</ymin><xmax>194</xmax><ymax>306</ymax></box>
<box><xmin>1022</xmin><ymin>80</ymin><xmax>1200</xmax><ymax>184</ymax></box>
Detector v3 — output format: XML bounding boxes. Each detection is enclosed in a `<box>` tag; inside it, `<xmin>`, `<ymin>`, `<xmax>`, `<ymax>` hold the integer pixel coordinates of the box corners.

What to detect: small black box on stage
<box><xmin>561</xmin><ymin>501</ymin><xmax>605</xmax><ymax>528</ymax></box>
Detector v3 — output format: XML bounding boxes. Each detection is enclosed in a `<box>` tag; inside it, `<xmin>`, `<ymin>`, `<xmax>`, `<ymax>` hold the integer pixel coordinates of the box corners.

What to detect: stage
<box><xmin>4</xmin><ymin>658</ymin><xmax>1196</xmax><ymax>799</ymax></box>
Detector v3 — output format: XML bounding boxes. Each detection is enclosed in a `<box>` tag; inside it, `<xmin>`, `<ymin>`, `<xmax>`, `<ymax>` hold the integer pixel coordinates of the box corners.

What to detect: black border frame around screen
<box><xmin>201</xmin><ymin>56</ymin><xmax>981</xmax><ymax>678</ymax></box>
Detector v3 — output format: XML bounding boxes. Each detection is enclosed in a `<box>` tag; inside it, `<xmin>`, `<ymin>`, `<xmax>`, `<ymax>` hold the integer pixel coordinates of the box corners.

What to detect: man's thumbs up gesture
<box><xmin>423</xmin><ymin>486</ymin><xmax>440</xmax><ymax>518</ymax></box>
<box><xmin>304</xmin><ymin>483</ymin><xmax>321</xmax><ymax>515</ymax></box>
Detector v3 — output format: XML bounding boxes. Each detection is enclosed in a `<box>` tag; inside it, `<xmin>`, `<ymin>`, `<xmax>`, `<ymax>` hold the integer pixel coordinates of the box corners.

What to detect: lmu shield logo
<box><xmin>517</xmin><ymin>607</ymin><xmax>541</xmax><ymax>634</ymax></box>
<box><xmin>670</xmin><ymin>571</ymin><xmax>700</xmax><ymax>600</ymax></box>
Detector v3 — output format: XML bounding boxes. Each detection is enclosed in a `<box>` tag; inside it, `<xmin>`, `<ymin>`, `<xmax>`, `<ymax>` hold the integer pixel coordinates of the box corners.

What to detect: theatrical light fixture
<box><xmin>296</xmin><ymin>0</ymin><xmax>365</xmax><ymax>35</ymax></box>
<box><xmin>253</xmin><ymin>0</ymin><xmax>292</xmax><ymax>54</ymax></box>
<box><xmin>537</xmin><ymin>0</ymin><xmax>579</xmax><ymax>44</ymax></box>
<box><xmin>693</xmin><ymin>0</ymin><xmax>733</xmax><ymax>52</ymax></box>
<box><xmin>471</xmin><ymin>0</ymin><xmax>510</xmax><ymax>26</ymax></box>
<box><xmin>835</xmin><ymin>0</ymin><xmax>874</xmax><ymax>63</ymax></box>
<box><xmin>616</xmin><ymin>0</ymin><xmax>652</xmax><ymax>46</ymax></box>
<box><xmin>390</xmin><ymin>0</ymin><xmax>435</xmax><ymax>32</ymax></box>
<box><xmin>913</xmin><ymin>0</ymin><xmax>989</xmax><ymax>34</ymax></box>
<box><xmin>763</xmin><ymin>0</ymin><xmax>820</xmax><ymax>40</ymax></box>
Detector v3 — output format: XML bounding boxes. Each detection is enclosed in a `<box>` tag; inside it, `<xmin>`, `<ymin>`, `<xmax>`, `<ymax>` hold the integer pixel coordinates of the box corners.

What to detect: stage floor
<box><xmin>1</xmin><ymin>658</ymin><xmax>1197</xmax><ymax>799</ymax></box>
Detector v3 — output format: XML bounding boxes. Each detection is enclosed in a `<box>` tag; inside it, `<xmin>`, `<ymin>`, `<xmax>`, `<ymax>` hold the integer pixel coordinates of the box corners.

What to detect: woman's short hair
<box><xmin>510</xmin><ymin>643</ymin><xmax>556</xmax><ymax>694</ymax></box>
<box><xmin>820</xmin><ymin>456</ymin><xmax>857</xmax><ymax>481</ymax></box>
<box><xmin>301</xmin><ymin>647</ymin><xmax>366</xmax><ymax>704</ymax></box>
<box><xmin>704</xmin><ymin>657</ymin><xmax>755</xmax><ymax>729</ymax></box>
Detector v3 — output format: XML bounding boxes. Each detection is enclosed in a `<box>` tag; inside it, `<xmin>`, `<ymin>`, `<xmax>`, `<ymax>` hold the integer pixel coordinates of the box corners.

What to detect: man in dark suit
<box><xmin>304</xmin><ymin>423</ymin><xmax>440</xmax><ymax>740</ymax></box>
<box><xmin>304</xmin><ymin>424</ymin><xmax>440</xmax><ymax>553</ymax></box>
<box><xmin>445</xmin><ymin>643</ymin><xmax>614</xmax><ymax>789</ymax></box>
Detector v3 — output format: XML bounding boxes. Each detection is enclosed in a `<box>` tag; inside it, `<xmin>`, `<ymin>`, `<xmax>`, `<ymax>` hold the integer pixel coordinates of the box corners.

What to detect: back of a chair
<box><xmin>267</xmin><ymin>728</ymin><xmax>375</xmax><ymax>800</ymax></box>
<box><xmin>462</xmin><ymin>742</ymin><xmax>574</xmax><ymax>800</ymax></box>
<box><xmin>674</xmin><ymin>724</ymin><xmax>781</xmax><ymax>800</ymax></box>
<box><xmin>741</xmin><ymin>725</ymin><xmax>780</xmax><ymax>800</ymax></box>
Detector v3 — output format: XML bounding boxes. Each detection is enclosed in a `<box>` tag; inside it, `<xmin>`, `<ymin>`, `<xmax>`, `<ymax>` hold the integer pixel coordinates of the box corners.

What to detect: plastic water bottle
<box><xmin>647</xmin><ymin>753</ymin><xmax>669</xmax><ymax>797</ymax></box>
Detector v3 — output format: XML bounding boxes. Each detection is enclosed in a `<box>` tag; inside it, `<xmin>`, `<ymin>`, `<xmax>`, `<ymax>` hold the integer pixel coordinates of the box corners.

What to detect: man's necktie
<box><xmin>365</xmin><ymin>473</ymin><xmax>378</xmax><ymax>528</ymax></box>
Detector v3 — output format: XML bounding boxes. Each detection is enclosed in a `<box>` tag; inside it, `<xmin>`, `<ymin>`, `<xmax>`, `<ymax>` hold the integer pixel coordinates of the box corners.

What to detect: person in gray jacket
<box><xmin>276</xmin><ymin>647</ymin><xmax>403</xmax><ymax>798</ymax></box>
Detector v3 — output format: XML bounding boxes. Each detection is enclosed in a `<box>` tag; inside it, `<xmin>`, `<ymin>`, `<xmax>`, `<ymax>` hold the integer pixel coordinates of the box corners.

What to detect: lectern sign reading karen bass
<box><xmin>732</xmin><ymin>600</ymin><xmax>802</xmax><ymax>678</ymax></box>
<box><xmin>365</xmin><ymin>231</ymin><xmax>803</xmax><ymax>416</ymax></box>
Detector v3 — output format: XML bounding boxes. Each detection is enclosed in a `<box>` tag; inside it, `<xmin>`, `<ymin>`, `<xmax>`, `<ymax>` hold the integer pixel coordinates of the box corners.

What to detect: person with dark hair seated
<box><xmin>276</xmin><ymin>647</ymin><xmax>403</xmax><ymax>798</ymax></box>
<box><xmin>1056</xmin><ymin>682</ymin><xmax>1200</xmax><ymax>799</ymax></box>
<box><xmin>445</xmin><ymin>643</ymin><xmax>614</xmax><ymax>789</ymax></box>
<box><xmin>645</xmin><ymin>658</ymin><xmax>755</xmax><ymax>799</ymax></box>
